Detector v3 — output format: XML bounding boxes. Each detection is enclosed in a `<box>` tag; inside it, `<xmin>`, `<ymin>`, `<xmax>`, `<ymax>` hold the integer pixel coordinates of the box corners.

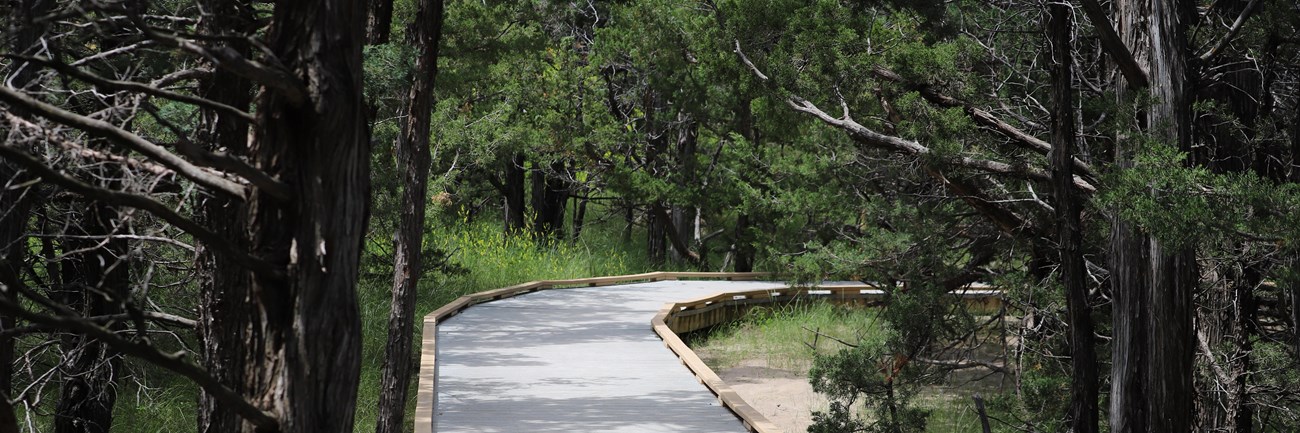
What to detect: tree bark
<box><xmin>1143</xmin><ymin>0</ymin><xmax>1196</xmax><ymax>430</ymax></box>
<box><xmin>1048</xmin><ymin>4</ymin><xmax>1099</xmax><ymax>433</ymax></box>
<box><xmin>375</xmin><ymin>0</ymin><xmax>443</xmax><ymax>431</ymax></box>
<box><xmin>503</xmin><ymin>153</ymin><xmax>526</xmax><ymax>234</ymax></box>
<box><xmin>54</xmin><ymin>202</ymin><xmax>126</xmax><ymax>433</ymax></box>
<box><xmin>530</xmin><ymin>160</ymin><xmax>568</xmax><ymax>239</ymax></box>
<box><xmin>670</xmin><ymin>113</ymin><xmax>698</xmax><ymax>264</ymax></box>
<box><xmin>366</xmin><ymin>0</ymin><xmax>394</xmax><ymax>45</ymax></box>
<box><xmin>243</xmin><ymin>0</ymin><xmax>371</xmax><ymax>431</ymax></box>
<box><xmin>193</xmin><ymin>1</ymin><xmax>256</xmax><ymax>431</ymax></box>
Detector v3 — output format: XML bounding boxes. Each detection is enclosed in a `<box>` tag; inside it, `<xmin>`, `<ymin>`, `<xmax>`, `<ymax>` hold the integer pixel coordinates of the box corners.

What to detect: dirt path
<box><xmin>696</xmin><ymin>354</ymin><xmax>828</xmax><ymax>433</ymax></box>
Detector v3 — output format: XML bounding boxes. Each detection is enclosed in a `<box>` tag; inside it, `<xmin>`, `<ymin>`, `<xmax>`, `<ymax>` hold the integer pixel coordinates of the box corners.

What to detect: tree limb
<box><xmin>785</xmin><ymin>96</ymin><xmax>1097</xmax><ymax>193</ymax></box>
<box><xmin>870</xmin><ymin>66</ymin><xmax>1096</xmax><ymax>180</ymax></box>
<box><xmin>1197</xmin><ymin>0</ymin><xmax>1262</xmax><ymax>62</ymax></box>
<box><xmin>0</xmin><ymin>289</ymin><xmax>279</xmax><ymax>432</ymax></box>
<box><xmin>143</xmin><ymin>31</ymin><xmax>308</xmax><ymax>107</ymax></box>
<box><xmin>6</xmin><ymin>54</ymin><xmax>255</xmax><ymax>122</ymax></box>
<box><xmin>1077</xmin><ymin>0</ymin><xmax>1150</xmax><ymax>88</ymax></box>
<box><xmin>0</xmin><ymin>143</ymin><xmax>282</xmax><ymax>281</ymax></box>
<box><xmin>0</xmin><ymin>85</ymin><xmax>249</xmax><ymax>199</ymax></box>
<box><xmin>650</xmin><ymin>205</ymin><xmax>702</xmax><ymax>264</ymax></box>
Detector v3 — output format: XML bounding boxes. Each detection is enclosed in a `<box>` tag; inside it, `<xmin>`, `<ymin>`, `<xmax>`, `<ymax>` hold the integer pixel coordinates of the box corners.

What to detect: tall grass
<box><xmin>688</xmin><ymin>301</ymin><xmax>888</xmax><ymax>372</ymax></box>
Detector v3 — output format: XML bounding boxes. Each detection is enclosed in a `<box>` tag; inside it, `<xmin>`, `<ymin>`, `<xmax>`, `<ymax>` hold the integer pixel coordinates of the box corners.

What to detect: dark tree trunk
<box><xmin>243</xmin><ymin>0</ymin><xmax>371</xmax><ymax>431</ymax></box>
<box><xmin>670</xmin><ymin>113</ymin><xmax>697</xmax><ymax>264</ymax></box>
<box><xmin>1107</xmin><ymin>1</ymin><xmax>1199</xmax><ymax>431</ymax></box>
<box><xmin>1048</xmin><ymin>4</ymin><xmax>1099</xmax><ymax>433</ymax></box>
<box><xmin>366</xmin><ymin>0</ymin><xmax>393</xmax><ymax>44</ymax></box>
<box><xmin>1109</xmin><ymin>2</ymin><xmax>1151</xmax><ymax>431</ymax></box>
<box><xmin>733</xmin><ymin>214</ymin><xmax>754</xmax><ymax>272</ymax></box>
<box><xmin>503</xmin><ymin>153</ymin><xmax>526</xmax><ymax>234</ymax></box>
<box><xmin>530</xmin><ymin>160</ymin><xmax>568</xmax><ymax>239</ymax></box>
<box><xmin>1144</xmin><ymin>1</ymin><xmax>1196</xmax><ymax>431</ymax></box>
<box><xmin>193</xmin><ymin>1</ymin><xmax>256</xmax><ymax>431</ymax></box>
<box><xmin>375</xmin><ymin>0</ymin><xmax>443</xmax><ymax>431</ymax></box>
<box><xmin>571</xmin><ymin>195</ymin><xmax>587</xmax><ymax>241</ymax></box>
<box><xmin>647</xmin><ymin>204</ymin><xmax>667</xmax><ymax>267</ymax></box>
<box><xmin>54</xmin><ymin>202</ymin><xmax>126</xmax><ymax>433</ymax></box>
<box><xmin>0</xmin><ymin>2</ymin><xmax>47</xmax><ymax>424</ymax></box>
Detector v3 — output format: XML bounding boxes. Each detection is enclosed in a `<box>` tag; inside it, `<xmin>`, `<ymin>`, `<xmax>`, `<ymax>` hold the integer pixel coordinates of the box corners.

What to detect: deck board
<box><xmin>434</xmin><ymin>280</ymin><xmax>791</xmax><ymax>433</ymax></box>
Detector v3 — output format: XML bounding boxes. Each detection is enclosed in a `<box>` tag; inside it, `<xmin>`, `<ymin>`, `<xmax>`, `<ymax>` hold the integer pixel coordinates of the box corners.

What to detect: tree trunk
<box><xmin>366</xmin><ymin>0</ymin><xmax>393</xmax><ymax>44</ymax></box>
<box><xmin>193</xmin><ymin>1</ymin><xmax>256</xmax><ymax>431</ymax></box>
<box><xmin>1048</xmin><ymin>4</ymin><xmax>1099</xmax><ymax>432</ymax></box>
<box><xmin>503</xmin><ymin>153</ymin><xmax>526</xmax><ymax>234</ymax></box>
<box><xmin>530</xmin><ymin>160</ymin><xmax>568</xmax><ymax>239</ymax></box>
<box><xmin>647</xmin><ymin>204</ymin><xmax>667</xmax><ymax>267</ymax></box>
<box><xmin>243</xmin><ymin>0</ymin><xmax>371</xmax><ymax>431</ymax></box>
<box><xmin>670</xmin><ymin>113</ymin><xmax>697</xmax><ymax>264</ymax></box>
<box><xmin>54</xmin><ymin>202</ymin><xmax>126</xmax><ymax>433</ymax></box>
<box><xmin>1143</xmin><ymin>0</ymin><xmax>1196</xmax><ymax>430</ymax></box>
<box><xmin>375</xmin><ymin>0</ymin><xmax>443</xmax><ymax>431</ymax></box>
<box><xmin>733</xmin><ymin>214</ymin><xmax>754</xmax><ymax>272</ymax></box>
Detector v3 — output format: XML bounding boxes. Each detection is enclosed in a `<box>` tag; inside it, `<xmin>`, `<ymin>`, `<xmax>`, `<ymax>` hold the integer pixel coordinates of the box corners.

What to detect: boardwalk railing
<box><xmin>414</xmin><ymin>271</ymin><xmax>771</xmax><ymax>433</ymax></box>
<box><xmin>415</xmin><ymin>273</ymin><xmax>1003</xmax><ymax>433</ymax></box>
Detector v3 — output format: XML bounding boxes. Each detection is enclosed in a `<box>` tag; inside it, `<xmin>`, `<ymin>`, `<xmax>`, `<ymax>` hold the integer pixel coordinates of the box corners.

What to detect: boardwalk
<box><xmin>434</xmin><ymin>280</ymin><xmax>792</xmax><ymax>433</ymax></box>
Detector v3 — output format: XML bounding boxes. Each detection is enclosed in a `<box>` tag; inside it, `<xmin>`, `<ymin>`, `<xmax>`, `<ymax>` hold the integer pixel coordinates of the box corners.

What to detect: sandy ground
<box><xmin>698</xmin><ymin>355</ymin><xmax>827</xmax><ymax>433</ymax></box>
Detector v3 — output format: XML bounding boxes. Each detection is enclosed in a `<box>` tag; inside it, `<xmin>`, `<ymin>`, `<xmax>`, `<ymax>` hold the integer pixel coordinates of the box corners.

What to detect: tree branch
<box><xmin>1078</xmin><ymin>0</ymin><xmax>1150</xmax><ymax>88</ymax></box>
<box><xmin>870</xmin><ymin>66</ymin><xmax>1096</xmax><ymax>180</ymax></box>
<box><xmin>143</xmin><ymin>30</ymin><xmax>308</xmax><ymax>107</ymax></box>
<box><xmin>0</xmin><ymin>85</ymin><xmax>249</xmax><ymax>199</ymax></box>
<box><xmin>0</xmin><ymin>143</ymin><xmax>282</xmax><ymax>281</ymax></box>
<box><xmin>1197</xmin><ymin>0</ymin><xmax>1262</xmax><ymax>62</ymax></box>
<box><xmin>6</xmin><ymin>54</ymin><xmax>255</xmax><ymax>122</ymax></box>
<box><xmin>0</xmin><ymin>289</ymin><xmax>279</xmax><ymax>432</ymax></box>
<box><xmin>786</xmin><ymin>96</ymin><xmax>1097</xmax><ymax>193</ymax></box>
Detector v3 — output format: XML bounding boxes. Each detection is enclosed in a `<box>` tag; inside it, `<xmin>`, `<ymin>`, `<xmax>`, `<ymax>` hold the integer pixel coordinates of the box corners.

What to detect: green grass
<box><xmin>103</xmin><ymin>210</ymin><xmax>654</xmax><ymax>433</ymax></box>
<box><xmin>687</xmin><ymin>300</ymin><xmax>1016</xmax><ymax>433</ymax></box>
<box><xmin>687</xmin><ymin>301</ymin><xmax>888</xmax><ymax>371</ymax></box>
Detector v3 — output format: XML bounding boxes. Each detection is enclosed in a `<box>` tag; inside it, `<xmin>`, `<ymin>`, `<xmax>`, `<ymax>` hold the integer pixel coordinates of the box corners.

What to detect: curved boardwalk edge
<box><xmin>413</xmin><ymin>271</ymin><xmax>773</xmax><ymax>433</ymax></box>
<box><xmin>414</xmin><ymin>273</ymin><xmax>1003</xmax><ymax>433</ymax></box>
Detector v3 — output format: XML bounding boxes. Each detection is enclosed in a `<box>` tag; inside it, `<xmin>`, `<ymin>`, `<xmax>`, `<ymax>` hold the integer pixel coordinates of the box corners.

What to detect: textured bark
<box><xmin>503</xmin><ymin>153</ymin><xmax>526</xmax><ymax>234</ymax></box>
<box><xmin>366</xmin><ymin>0</ymin><xmax>394</xmax><ymax>44</ymax></box>
<box><xmin>375</xmin><ymin>0</ymin><xmax>443</xmax><ymax>431</ymax></box>
<box><xmin>670</xmin><ymin>114</ymin><xmax>698</xmax><ymax>264</ymax></box>
<box><xmin>193</xmin><ymin>1</ymin><xmax>256</xmax><ymax>432</ymax></box>
<box><xmin>1143</xmin><ymin>0</ymin><xmax>1196</xmax><ymax>430</ymax></box>
<box><xmin>243</xmin><ymin>0</ymin><xmax>371</xmax><ymax>431</ymax></box>
<box><xmin>530</xmin><ymin>160</ymin><xmax>568</xmax><ymax>239</ymax></box>
<box><xmin>1107</xmin><ymin>0</ymin><xmax>1200</xmax><ymax>431</ymax></box>
<box><xmin>647</xmin><ymin>204</ymin><xmax>667</xmax><ymax>267</ymax></box>
<box><xmin>54</xmin><ymin>202</ymin><xmax>126</xmax><ymax>433</ymax></box>
<box><xmin>1048</xmin><ymin>4</ymin><xmax>1099</xmax><ymax>433</ymax></box>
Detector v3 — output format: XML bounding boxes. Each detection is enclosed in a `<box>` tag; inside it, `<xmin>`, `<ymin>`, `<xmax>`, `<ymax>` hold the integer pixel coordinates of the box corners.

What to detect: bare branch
<box><xmin>6</xmin><ymin>55</ymin><xmax>255</xmax><ymax>122</ymax></box>
<box><xmin>786</xmin><ymin>96</ymin><xmax>1097</xmax><ymax>193</ymax></box>
<box><xmin>0</xmin><ymin>85</ymin><xmax>249</xmax><ymax>199</ymax></box>
<box><xmin>870</xmin><ymin>66</ymin><xmax>1096</xmax><ymax>180</ymax></box>
<box><xmin>0</xmin><ymin>288</ymin><xmax>278</xmax><ymax>431</ymax></box>
<box><xmin>733</xmin><ymin>40</ymin><xmax>769</xmax><ymax>81</ymax></box>
<box><xmin>1078</xmin><ymin>0</ymin><xmax>1150</xmax><ymax>88</ymax></box>
<box><xmin>5</xmin><ymin>112</ymin><xmax>173</xmax><ymax>177</ymax></box>
<box><xmin>0</xmin><ymin>143</ymin><xmax>282</xmax><ymax>281</ymax></box>
<box><xmin>1197</xmin><ymin>0</ymin><xmax>1262</xmax><ymax>62</ymax></box>
<box><xmin>144</xmin><ymin>31</ymin><xmax>308</xmax><ymax>107</ymax></box>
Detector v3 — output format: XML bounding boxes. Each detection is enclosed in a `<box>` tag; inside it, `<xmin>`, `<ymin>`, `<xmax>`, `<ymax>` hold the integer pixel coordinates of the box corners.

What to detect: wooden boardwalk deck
<box><xmin>434</xmin><ymin>280</ymin><xmax>792</xmax><ymax>433</ymax></box>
